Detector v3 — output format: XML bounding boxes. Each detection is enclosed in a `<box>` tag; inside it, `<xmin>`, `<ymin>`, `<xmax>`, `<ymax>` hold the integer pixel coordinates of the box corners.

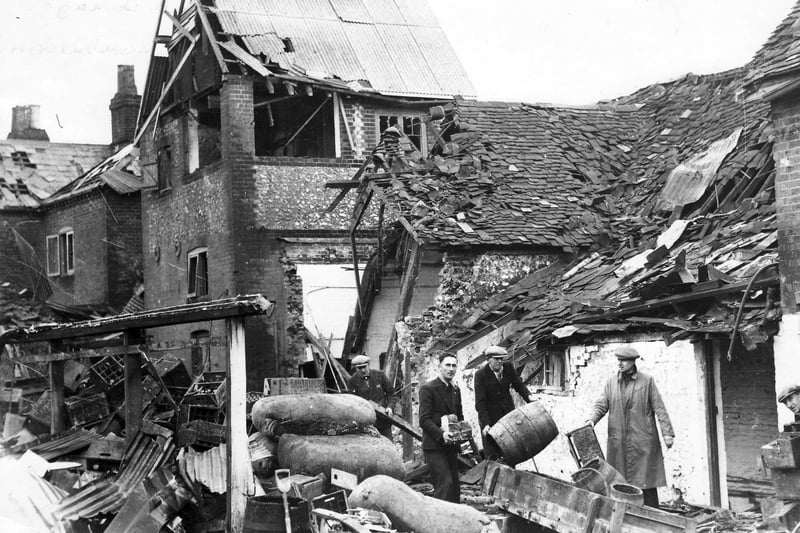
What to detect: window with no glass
<box><xmin>187</xmin><ymin>247</ymin><xmax>208</xmax><ymax>297</ymax></box>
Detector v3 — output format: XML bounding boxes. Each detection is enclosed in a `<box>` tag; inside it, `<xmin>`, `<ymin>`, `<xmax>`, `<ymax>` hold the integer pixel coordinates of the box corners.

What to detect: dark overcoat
<box><xmin>347</xmin><ymin>369</ymin><xmax>398</xmax><ymax>430</ymax></box>
<box><xmin>419</xmin><ymin>377</ymin><xmax>463</xmax><ymax>451</ymax></box>
<box><xmin>474</xmin><ymin>361</ymin><xmax>531</xmax><ymax>429</ymax></box>
<box><xmin>589</xmin><ymin>369</ymin><xmax>674</xmax><ymax>489</ymax></box>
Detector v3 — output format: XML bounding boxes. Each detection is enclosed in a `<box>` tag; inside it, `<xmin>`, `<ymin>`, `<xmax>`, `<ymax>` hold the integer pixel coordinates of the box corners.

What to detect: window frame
<box><xmin>376</xmin><ymin>113</ymin><xmax>427</xmax><ymax>153</ymax></box>
<box><xmin>60</xmin><ymin>229</ymin><xmax>74</xmax><ymax>275</ymax></box>
<box><xmin>46</xmin><ymin>228</ymin><xmax>74</xmax><ymax>277</ymax></box>
<box><xmin>46</xmin><ymin>234</ymin><xmax>60</xmax><ymax>276</ymax></box>
<box><xmin>187</xmin><ymin>247</ymin><xmax>209</xmax><ymax>298</ymax></box>
<box><xmin>157</xmin><ymin>145</ymin><xmax>173</xmax><ymax>192</ymax></box>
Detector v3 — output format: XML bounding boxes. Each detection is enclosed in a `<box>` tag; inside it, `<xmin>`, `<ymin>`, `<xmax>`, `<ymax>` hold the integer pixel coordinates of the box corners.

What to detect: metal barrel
<box><xmin>610</xmin><ymin>483</ymin><xmax>644</xmax><ymax>506</ymax></box>
<box><xmin>486</xmin><ymin>402</ymin><xmax>558</xmax><ymax>465</ymax></box>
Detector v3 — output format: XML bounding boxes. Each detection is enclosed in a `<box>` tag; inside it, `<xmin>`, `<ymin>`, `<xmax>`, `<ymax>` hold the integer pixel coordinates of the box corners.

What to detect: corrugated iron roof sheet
<box><xmin>208</xmin><ymin>0</ymin><xmax>475</xmax><ymax>97</ymax></box>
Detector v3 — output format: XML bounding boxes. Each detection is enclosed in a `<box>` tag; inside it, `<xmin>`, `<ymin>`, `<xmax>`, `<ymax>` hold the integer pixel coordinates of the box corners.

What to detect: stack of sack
<box><xmin>250</xmin><ymin>393</ymin><xmax>405</xmax><ymax>482</ymax></box>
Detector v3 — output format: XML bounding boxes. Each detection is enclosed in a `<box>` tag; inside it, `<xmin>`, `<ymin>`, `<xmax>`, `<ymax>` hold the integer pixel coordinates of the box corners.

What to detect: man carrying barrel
<box><xmin>586</xmin><ymin>346</ymin><xmax>674</xmax><ymax>508</ymax></box>
<box><xmin>474</xmin><ymin>345</ymin><xmax>532</xmax><ymax>460</ymax></box>
<box><xmin>419</xmin><ymin>352</ymin><xmax>463</xmax><ymax>502</ymax></box>
<box><xmin>347</xmin><ymin>354</ymin><xmax>398</xmax><ymax>440</ymax></box>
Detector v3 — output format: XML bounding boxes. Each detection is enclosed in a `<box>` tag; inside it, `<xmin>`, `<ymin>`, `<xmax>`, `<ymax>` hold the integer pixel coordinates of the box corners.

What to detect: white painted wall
<box><xmin>296</xmin><ymin>263</ymin><xmax>362</xmax><ymax>358</ymax></box>
<box><xmin>773</xmin><ymin>313</ymin><xmax>800</xmax><ymax>428</ymax></box>
<box><xmin>451</xmin><ymin>336</ymin><xmax>713</xmax><ymax>504</ymax></box>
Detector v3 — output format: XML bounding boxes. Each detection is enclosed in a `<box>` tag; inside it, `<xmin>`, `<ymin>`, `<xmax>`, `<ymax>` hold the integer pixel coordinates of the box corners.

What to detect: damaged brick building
<box><xmin>0</xmin><ymin>65</ymin><xmax>145</xmax><ymax>323</ymax></box>
<box><xmin>134</xmin><ymin>0</ymin><xmax>474</xmax><ymax>389</ymax></box>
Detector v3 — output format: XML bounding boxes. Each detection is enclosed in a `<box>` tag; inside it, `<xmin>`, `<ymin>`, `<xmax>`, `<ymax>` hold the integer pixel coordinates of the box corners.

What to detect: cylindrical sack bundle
<box><xmin>349</xmin><ymin>475</ymin><xmax>491</xmax><ymax>533</ymax></box>
<box><xmin>278</xmin><ymin>434</ymin><xmax>405</xmax><ymax>481</ymax></box>
<box><xmin>251</xmin><ymin>393</ymin><xmax>376</xmax><ymax>436</ymax></box>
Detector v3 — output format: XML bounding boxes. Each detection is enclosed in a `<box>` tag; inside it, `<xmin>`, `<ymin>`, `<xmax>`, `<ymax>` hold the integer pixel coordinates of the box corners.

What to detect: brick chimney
<box><xmin>109</xmin><ymin>65</ymin><xmax>141</xmax><ymax>147</ymax></box>
<box><xmin>7</xmin><ymin>105</ymin><xmax>49</xmax><ymax>141</ymax></box>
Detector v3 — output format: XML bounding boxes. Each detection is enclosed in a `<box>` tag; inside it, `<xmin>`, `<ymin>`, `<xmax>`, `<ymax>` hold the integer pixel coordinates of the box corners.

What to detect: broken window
<box><xmin>187</xmin><ymin>247</ymin><xmax>208</xmax><ymax>297</ymax></box>
<box><xmin>254</xmin><ymin>94</ymin><xmax>335</xmax><ymax>158</ymax></box>
<box><xmin>378</xmin><ymin>114</ymin><xmax>426</xmax><ymax>152</ymax></box>
<box><xmin>157</xmin><ymin>145</ymin><xmax>172</xmax><ymax>192</ymax></box>
<box><xmin>530</xmin><ymin>352</ymin><xmax>566</xmax><ymax>391</ymax></box>
<box><xmin>46</xmin><ymin>228</ymin><xmax>74</xmax><ymax>277</ymax></box>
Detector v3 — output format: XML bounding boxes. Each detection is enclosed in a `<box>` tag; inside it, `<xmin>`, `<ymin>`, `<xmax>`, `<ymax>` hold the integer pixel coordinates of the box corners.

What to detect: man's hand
<box><xmin>385</xmin><ymin>407</ymin><xmax>393</xmax><ymax>417</ymax></box>
<box><xmin>664</xmin><ymin>435</ymin><xmax>674</xmax><ymax>449</ymax></box>
<box><xmin>585</xmin><ymin>420</ymin><xmax>594</xmax><ymax>428</ymax></box>
<box><xmin>482</xmin><ymin>425</ymin><xmax>491</xmax><ymax>436</ymax></box>
<box><xmin>442</xmin><ymin>431</ymin><xmax>453</xmax><ymax>444</ymax></box>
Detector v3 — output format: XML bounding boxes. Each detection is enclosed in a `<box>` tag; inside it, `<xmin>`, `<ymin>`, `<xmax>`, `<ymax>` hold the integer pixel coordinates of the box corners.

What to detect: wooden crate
<box><xmin>762</xmin><ymin>433</ymin><xmax>800</xmax><ymax>469</ymax></box>
<box><xmin>566</xmin><ymin>423</ymin><xmax>605</xmax><ymax>467</ymax></box>
<box><xmin>264</xmin><ymin>378</ymin><xmax>325</xmax><ymax>396</ymax></box>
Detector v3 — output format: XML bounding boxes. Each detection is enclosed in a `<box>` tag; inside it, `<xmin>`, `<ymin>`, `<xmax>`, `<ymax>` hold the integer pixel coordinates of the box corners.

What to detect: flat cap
<box><xmin>614</xmin><ymin>346</ymin><xmax>641</xmax><ymax>360</ymax></box>
<box><xmin>779</xmin><ymin>384</ymin><xmax>800</xmax><ymax>403</ymax></box>
<box><xmin>351</xmin><ymin>355</ymin><xmax>370</xmax><ymax>367</ymax></box>
<box><xmin>483</xmin><ymin>346</ymin><xmax>509</xmax><ymax>359</ymax></box>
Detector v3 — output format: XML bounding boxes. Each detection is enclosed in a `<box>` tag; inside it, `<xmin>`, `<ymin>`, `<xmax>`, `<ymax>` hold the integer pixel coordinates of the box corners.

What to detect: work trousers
<box><xmin>424</xmin><ymin>449</ymin><xmax>460</xmax><ymax>503</ymax></box>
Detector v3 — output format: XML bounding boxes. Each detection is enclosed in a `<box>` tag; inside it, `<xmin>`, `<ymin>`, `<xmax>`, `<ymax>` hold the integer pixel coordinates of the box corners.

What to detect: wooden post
<box><xmin>124</xmin><ymin>331</ymin><xmax>143</xmax><ymax>447</ymax></box>
<box><xmin>227</xmin><ymin>317</ymin><xmax>248</xmax><ymax>533</ymax></box>
<box><xmin>49</xmin><ymin>360</ymin><xmax>65</xmax><ymax>433</ymax></box>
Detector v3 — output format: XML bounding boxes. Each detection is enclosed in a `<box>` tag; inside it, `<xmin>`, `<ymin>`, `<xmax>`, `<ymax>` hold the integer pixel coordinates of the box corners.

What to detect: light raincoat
<box><xmin>589</xmin><ymin>369</ymin><xmax>674</xmax><ymax>489</ymax></box>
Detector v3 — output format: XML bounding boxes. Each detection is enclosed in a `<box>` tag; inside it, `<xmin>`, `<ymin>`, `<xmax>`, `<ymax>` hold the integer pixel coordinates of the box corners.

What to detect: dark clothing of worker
<box><xmin>588</xmin><ymin>368</ymin><xmax>673</xmax><ymax>507</ymax></box>
<box><xmin>419</xmin><ymin>376</ymin><xmax>463</xmax><ymax>502</ymax></box>
<box><xmin>474</xmin><ymin>361</ymin><xmax>531</xmax><ymax>428</ymax></box>
<box><xmin>347</xmin><ymin>368</ymin><xmax>398</xmax><ymax>439</ymax></box>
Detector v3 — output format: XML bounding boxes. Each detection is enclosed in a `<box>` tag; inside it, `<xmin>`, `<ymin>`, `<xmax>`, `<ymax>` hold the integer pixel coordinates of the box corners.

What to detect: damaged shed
<box><xmin>339</xmin><ymin>66</ymin><xmax>779</xmax><ymax>508</ymax></box>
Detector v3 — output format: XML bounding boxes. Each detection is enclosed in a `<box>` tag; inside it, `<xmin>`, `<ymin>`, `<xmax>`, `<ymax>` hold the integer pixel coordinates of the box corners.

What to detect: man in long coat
<box><xmin>587</xmin><ymin>346</ymin><xmax>674</xmax><ymax>508</ymax></box>
<box><xmin>474</xmin><ymin>345</ymin><xmax>531</xmax><ymax>458</ymax></box>
<box><xmin>419</xmin><ymin>353</ymin><xmax>463</xmax><ymax>502</ymax></box>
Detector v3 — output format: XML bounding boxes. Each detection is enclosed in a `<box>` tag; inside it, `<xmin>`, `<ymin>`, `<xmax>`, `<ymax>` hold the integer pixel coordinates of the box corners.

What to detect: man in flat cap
<box><xmin>587</xmin><ymin>346</ymin><xmax>674</xmax><ymax>508</ymax></box>
<box><xmin>474</xmin><ymin>345</ymin><xmax>532</xmax><ymax>459</ymax></box>
<box><xmin>778</xmin><ymin>384</ymin><xmax>800</xmax><ymax>417</ymax></box>
<box><xmin>347</xmin><ymin>354</ymin><xmax>398</xmax><ymax>439</ymax></box>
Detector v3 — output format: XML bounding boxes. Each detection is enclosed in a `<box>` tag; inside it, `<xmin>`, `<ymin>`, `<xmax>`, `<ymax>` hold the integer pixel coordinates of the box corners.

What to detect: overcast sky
<box><xmin>1</xmin><ymin>0</ymin><xmax>796</xmax><ymax>144</ymax></box>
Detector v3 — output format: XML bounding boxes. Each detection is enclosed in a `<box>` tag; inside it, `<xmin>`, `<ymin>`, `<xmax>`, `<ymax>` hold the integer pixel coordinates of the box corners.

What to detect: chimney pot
<box><xmin>7</xmin><ymin>105</ymin><xmax>49</xmax><ymax>141</ymax></box>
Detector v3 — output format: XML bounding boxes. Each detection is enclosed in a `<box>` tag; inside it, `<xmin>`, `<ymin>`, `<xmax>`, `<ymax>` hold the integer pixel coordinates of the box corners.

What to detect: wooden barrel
<box><xmin>610</xmin><ymin>483</ymin><xmax>644</xmax><ymax>506</ymax></box>
<box><xmin>486</xmin><ymin>402</ymin><xmax>558</xmax><ymax>465</ymax></box>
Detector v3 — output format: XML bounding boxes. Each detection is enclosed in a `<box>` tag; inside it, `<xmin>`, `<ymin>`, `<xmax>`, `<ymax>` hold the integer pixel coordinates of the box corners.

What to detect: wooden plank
<box><xmin>370</xmin><ymin>400</ymin><xmax>421</xmax><ymax>440</ymax></box>
<box><xmin>325</xmin><ymin>180</ymin><xmax>361</xmax><ymax>189</ymax></box>
<box><xmin>50</xmin><ymin>361</ymin><xmax>65</xmax><ymax>434</ymax></box>
<box><xmin>163</xmin><ymin>9</ymin><xmax>196</xmax><ymax>44</ymax></box>
<box><xmin>227</xmin><ymin>317</ymin><xmax>248</xmax><ymax>533</ymax></box>
<box><xmin>124</xmin><ymin>345</ymin><xmax>143</xmax><ymax>447</ymax></box>
<box><xmin>333</xmin><ymin>92</ymin><xmax>342</xmax><ymax>158</ymax></box>
<box><xmin>385</xmin><ymin>240</ymin><xmax>420</xmax><ymax>385</ymax></box>
<box><xmin>483</xmin><ymin>462</ymin><xmax>696</xmax><ymax>533</ymax></box>
<box><xmin>133</xmin><ymin>38</ymin><xmax>197</xmax><ymax>146</ymax></box>
<box><xmin>194</xmin><ymin>0</ymin><xmax>227</xmax><ymax>73</ymax></box>
<box><xmin>14</xmin><ymin>345</ymin><xmax>141</xmax><ymax>364</ymax></box>
<box><xmin>0</xmin><ymin>295</ymin><xmax>272</xmax><ymax>344</ymax></box>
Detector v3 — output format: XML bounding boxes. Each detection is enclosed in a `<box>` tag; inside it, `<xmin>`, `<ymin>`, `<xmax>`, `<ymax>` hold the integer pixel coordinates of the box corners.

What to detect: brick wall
<box><xmin>104</xmin><ymin>193</ymin><xmax>142</xmax><ymax>309</ymax></box>
<box><xmin>772</xmin><ymin>97</ymin><xmax>800</xmax><ymax>309</ymax></box>
<box><xmin>43</xmin><ymin>192</ymin><xmax>109</xmax><ymax>307</ymax></box>
<box><xmin>0</xmin><ymin>210</ymin><xmax>43</xmax><ymax>291</ymax></box>
<box><xmin>719</xmin><ymin>342</ymin><xmax>777</xmax><ymax>480</ymax></box>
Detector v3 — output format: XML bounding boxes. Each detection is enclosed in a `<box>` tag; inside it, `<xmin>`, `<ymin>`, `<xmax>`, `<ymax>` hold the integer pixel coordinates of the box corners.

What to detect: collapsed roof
<box><xmin>351</xmin><ymin>67</ymin><xmax>778</xmax><ymax>361</ymax></box>
<box><xmin>0</xmin><ymin>139</ymin><xmax>111</xmax><ymax>208</ymax></box>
